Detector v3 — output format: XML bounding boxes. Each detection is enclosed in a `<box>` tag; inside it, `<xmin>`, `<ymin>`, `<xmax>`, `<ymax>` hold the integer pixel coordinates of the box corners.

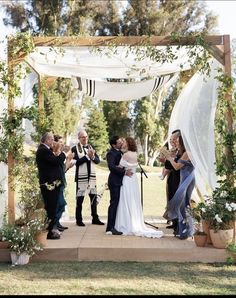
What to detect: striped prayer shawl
<box><xmin>76</xmin><ymin>143</ymin><xmax>97</xmax><ymax>197</ymax></box>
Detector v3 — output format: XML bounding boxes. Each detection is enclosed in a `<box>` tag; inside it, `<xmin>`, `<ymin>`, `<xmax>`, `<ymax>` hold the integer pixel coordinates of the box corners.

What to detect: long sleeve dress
<box><xmin>167</xmin><ymin>159</ymin><xmax>195</xmax><ymax>238</ymax></box>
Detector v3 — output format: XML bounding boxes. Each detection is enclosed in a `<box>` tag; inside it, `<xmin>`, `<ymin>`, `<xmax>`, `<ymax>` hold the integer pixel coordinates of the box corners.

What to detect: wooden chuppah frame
<box><xmin>7</xmin><ymin>35</ymin><xmax>233</xmax><ymax>223</ymax></box>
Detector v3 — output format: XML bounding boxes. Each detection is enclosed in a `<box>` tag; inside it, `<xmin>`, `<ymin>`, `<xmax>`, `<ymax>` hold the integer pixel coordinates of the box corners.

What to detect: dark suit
<box><xmin>165</xmin><ymin>155</ymin><xmax>180</xmax><ymax>202</ymax></box>
<box><xmin>164</xmin><ymin>153</ymin><xmax>181</xmax><ymax>231</ymax></box>
<box><xmin>71</xmin><ymin>144</ymin><xmax>100</xmax><ymax>223</ymax></box>
<box><xmin>36</xmin><ymin>143</ymin><xmax>66</xmax><ymax>233</ymax></box>
<box><xmin>106</xmin><ymin>148</ymin><xmax>125</xmax><ymax>232</ymax></box>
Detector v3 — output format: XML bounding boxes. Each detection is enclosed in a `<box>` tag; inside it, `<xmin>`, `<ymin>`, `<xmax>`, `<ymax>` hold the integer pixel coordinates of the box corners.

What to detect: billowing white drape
<box><xmin>168</xmin><ymin>59</ymin><xmax>220</xmax><ymax>200</ymax></box>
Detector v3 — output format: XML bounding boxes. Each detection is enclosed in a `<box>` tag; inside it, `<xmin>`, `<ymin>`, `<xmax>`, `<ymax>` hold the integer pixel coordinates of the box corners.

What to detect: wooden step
<box><xmin>0</xmin><ymin>219</ymin><xmax>230</xmax><ymax>263</ymax></box>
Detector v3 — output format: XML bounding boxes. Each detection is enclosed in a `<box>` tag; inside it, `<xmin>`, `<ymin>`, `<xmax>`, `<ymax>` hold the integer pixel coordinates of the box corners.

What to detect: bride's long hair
<box><xmin>177</xmin><ymin>135</ymin><xmax>186</xmax><ymax>156</ymax></box>
<box><xmin>126</xmin><ymin>137</ymin><xmax>137</xmax><ymax>152</ymax></box>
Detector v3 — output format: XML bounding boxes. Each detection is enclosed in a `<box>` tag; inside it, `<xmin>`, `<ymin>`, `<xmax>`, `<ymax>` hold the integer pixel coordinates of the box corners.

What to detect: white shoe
<box><xmin>106</xmin><ymin>231</ymin><xmax>112</xmax><ymax>235</ymax></box>
<box><xmin>157</xmin><ymin>173</ymin><xmax>165</xmax><ymax>180</ymax></box>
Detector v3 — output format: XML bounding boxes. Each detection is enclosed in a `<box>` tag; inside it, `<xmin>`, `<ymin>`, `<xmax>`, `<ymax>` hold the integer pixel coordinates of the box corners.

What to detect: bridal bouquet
<box><xmin>96</xmin><ymin>183</ymin><xmax>109</xmax><ymax>204</ymax></box>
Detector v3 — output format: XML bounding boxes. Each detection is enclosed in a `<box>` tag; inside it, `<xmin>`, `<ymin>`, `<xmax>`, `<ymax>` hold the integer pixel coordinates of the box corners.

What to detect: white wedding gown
<box><xmin>115</xmin><ymin>158</ymin><xmax>164</xmax><ymax>238</ymax></box>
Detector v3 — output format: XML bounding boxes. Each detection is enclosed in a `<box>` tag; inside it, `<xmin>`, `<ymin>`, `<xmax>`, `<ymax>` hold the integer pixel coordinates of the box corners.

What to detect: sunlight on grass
<box><xmin>0</xmin><ymin>262</ymin><xmax>235</xmax><ymax>295</ymax></box>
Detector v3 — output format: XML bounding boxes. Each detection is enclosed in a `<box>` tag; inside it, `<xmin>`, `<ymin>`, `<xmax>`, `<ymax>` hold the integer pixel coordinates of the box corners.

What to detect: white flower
<box><xmin>200</xmin><ymin>207</ymin><xmax>206</xmax><ymax>213</ymax></box>
<box><xmin>230</xmin><ymin>203</ymin><xmax>236</xmax><ymax>211</ymax></box>
<box><xmin>220</xmin><ymin>191</ymin><xmax>227</xmax><ymax>197</ymax></box>
<box><xmin>225</xmin><ymin>203</ymin><xmax>232</xmax><ymax>212</ymax></box>
<box><xmin>214</xmin><ymin>214</ymin><xmax>223</xmax><ymax>223</ymax></box>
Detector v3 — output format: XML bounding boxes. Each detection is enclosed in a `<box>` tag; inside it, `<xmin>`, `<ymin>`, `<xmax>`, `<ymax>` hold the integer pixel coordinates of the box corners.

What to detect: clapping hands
<box><xmin>62</xmin><ymin>145</ymin><xmax>71</xmax><ymax>153</ymax></box>
<box><xmin>160</xmin><ymin>147</ymin><xmax>171</xmax><ymax>160</ymax></box>
<box><xmin>87</xmin><ymin>147</ymin><xmax>95</xmax><ymax>160</ymax></box>
<box><xmin>65</xmin><ymin>150</ymin><xmax>75</xmax><ymax>171</ymax></box>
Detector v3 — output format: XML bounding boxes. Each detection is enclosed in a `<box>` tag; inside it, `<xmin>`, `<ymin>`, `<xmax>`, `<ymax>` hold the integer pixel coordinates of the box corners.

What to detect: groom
<box><xmin>106</xmin><ymin>136</ymin><xmax>132</xmax><ymax>235</ymax></box>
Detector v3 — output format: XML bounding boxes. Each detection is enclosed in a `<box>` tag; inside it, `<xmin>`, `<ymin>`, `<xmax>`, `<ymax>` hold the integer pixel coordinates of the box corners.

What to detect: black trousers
<box><xmin>75</xmin><ymin>193</ymin><xmax>98</xmax><ymax>223</ymax></box>
<box><xmin>40</xmin><ymin>185</ymin><xmax>60</xmax><ymax>232</ymax></box>
<box><xmin>106</xmin><ymin>185</ymin><xmax>121</xmax><ymax>232</ymax></box>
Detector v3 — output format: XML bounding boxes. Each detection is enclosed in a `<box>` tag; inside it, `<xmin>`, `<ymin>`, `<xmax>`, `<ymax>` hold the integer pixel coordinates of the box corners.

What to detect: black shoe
<box><xmin>92</xmin><ymin>219</ymin><xmax>105</xmax><ymax>225</ymax></box>
<box><xmin>76</xmin><ymin>221</ymin><xmax>85</xmax><ymax>226</ymax></box>
<box><xmin>166</xmin><ymin>224</ymin><xmax>175</xmax><ymax>229</ymax></box>
<box><xmin>47</xmin><ymin>232</ymin><xmax>60</xmax><ymax>240</ymax></box>
<box><xmin>58</xmin><ymin>224</ymin><xmax>68</xmax><ymax>230</ymax></box>
<box><xmin>57</xmin><ymin>226</ymin><xmax>65</xmax><ymax>232</ymax></box>
<box><xmin>178</xmin><ymin>235</ymin><xmax>188</xmax><ymax>240</ymax></box>
<box><xmin>110</xmin><ymin>228</ymin><xmax>123</xmax><ymax>235</ymax></box>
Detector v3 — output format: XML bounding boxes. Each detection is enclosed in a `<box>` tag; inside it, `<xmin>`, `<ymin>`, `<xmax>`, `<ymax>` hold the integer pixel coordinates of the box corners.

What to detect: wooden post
<box><xmin>223</xmin><ymin>35</ymin><xmax>234</xmax><ymax>178</ymax></box>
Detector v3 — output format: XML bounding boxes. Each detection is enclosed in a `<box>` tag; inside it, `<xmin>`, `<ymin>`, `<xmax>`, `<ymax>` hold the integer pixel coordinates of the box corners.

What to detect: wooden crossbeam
<box><xmin>32</xmin><ymin>35</ymin><xmax>224</xmax><ymax>47</ymax></box>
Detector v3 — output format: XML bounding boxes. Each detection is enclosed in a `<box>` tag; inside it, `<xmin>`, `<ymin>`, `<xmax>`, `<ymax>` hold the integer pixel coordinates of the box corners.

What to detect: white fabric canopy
<box><xmin>71</xmin><ymin>73</ymin><xmax>174</xmax><ymax>101</ymax></box>
<box><xmin>168</xmin><ymin>58</ymin><xmax>220</xmax><ymax>199</ymax></box>
<box><xmin>26</xmin><ymin>46</ymin><xmax>192</xmax><ymax>101</ymax></box>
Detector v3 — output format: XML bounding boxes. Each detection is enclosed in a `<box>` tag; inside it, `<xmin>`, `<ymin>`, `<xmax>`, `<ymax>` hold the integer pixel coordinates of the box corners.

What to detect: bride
<box><xmin>115</xmin><ymin>137</ymin><xmax>164</xmax><ymax>238</ymax></box>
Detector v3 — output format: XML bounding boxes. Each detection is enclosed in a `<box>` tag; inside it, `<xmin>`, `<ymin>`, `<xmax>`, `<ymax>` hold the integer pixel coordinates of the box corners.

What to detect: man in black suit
<box><xmin>106</xmin><ymin>136</ymin><xmax>132</xmax><ymax>235</ymax></box>
<box><xmin>71</xmin><ymin>129</ymin><xmax>104</xmax><ymax>227</ymax></box>
<box><xmin>36</xmin><ymin>132</ymin><xmax>68</xmax><ymax>240</ymax></box>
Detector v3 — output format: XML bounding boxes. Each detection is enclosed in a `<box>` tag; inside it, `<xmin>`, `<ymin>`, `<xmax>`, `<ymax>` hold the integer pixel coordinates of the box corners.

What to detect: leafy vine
<box><xmin>215</xmin><ymin>70</ymin><xmax>236</xmax><ymax>184</ymax></box>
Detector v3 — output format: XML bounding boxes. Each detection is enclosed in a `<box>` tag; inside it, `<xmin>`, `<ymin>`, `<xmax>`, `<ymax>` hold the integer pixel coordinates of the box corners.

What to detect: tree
<box><xmin>121</xmin><ymin>0</ymin><xmax>218</xmax><ymax>164</ymax></box>
<box><xmin>103</xmin><ymin>101</ymin><xmax>131</xmax><ymax>139</ymax></box>
<box><xmin>85</xmin><ymin>102</ymin><xmax>109</xmax><ymax>158</ymax></box>
<box><xmin>122</xmin><ymin>0</ymin><xmax>217</xmax><ymax>36</ymax></box>
<box><xmin>3</xmin><ymin>0</ymin><xmax>68</xmax><ymax>35</ymax></box>
<box><xmin>44</xmin><ymin>78</ymin><xmax>81</xmax><ymax>142</ymax></box>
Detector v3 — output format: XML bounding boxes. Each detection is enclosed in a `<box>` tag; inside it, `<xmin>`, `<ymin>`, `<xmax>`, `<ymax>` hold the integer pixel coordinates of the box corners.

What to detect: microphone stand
<box><xmin>138</xmin><ymin>163</ymin><xmax>159</xmax><ymax>230</ymax></box>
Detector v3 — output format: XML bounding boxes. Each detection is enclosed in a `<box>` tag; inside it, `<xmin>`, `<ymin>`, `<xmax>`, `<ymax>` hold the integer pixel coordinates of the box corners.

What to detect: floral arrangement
<box><xmin>42</xmin><ymin>179</ymin><xmax>61</xmax><ymax>190</ymax></box>
<box><xmin>1</xmin><ymin>219</ymin><xmax>44</xmax><ymax>256</ymax></box>
<box><xmin>190</xmin><ymin>202</ymin><xmax>207</xmax><ymax>235</ymax></box>
<box><xmin>191</xmin><ymin>192</ymin><xmax>236</xmax><ymax>232</ymax></box>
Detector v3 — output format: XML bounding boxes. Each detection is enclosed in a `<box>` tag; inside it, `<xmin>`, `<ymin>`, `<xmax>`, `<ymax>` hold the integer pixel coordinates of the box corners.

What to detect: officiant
<box><xmin>71</xmin><ymin>129</ymin><xmax>104</xmax><ymax>227</ymax></box>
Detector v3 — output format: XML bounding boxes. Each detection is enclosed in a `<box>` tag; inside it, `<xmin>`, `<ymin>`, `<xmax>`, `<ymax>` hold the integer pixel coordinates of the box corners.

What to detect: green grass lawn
<box><xmin>0</xmin><ymin>261</ymin><xmax>235</xmax><ymax>295</ymax></box>
<box><xmin>64</xmin><ymin>163</ymin><xmax>166</xmax><ymax>220</ymax></box>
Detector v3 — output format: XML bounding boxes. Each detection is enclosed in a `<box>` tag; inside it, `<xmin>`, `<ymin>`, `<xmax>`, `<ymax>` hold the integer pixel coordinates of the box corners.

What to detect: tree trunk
<box><xmin>144</xmin><ymin>134</ymin><xmax>149</xmax><ymax>165</ymax></box>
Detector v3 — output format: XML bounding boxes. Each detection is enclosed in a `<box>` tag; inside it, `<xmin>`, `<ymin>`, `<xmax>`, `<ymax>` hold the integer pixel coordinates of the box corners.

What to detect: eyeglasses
<box><xmin>79</xmin><ymin>136</ymin><xmax>88</xmax><ymax>139</ymax></box>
